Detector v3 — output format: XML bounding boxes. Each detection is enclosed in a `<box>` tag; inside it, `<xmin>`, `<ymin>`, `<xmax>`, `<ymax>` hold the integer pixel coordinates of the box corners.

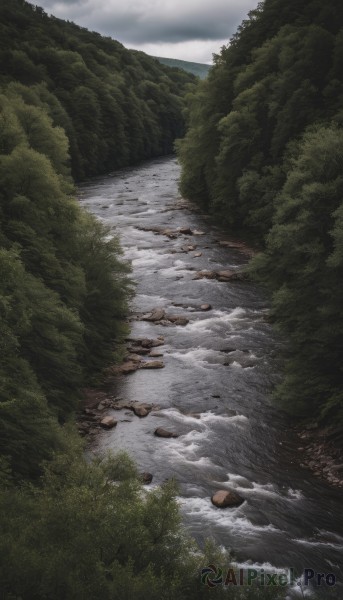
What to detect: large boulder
<box><xmin>149</xmin><ymin>349</ymin><xmax>164</xmax><ymax>357</ymax></box>
<box><xmin>119</xmin><ymin>361</ymin><xmax>140</xmax><ymax>374</ymax></box>
<box><xmin>154</xmin><ymin>427</ymin><xmax>179</xmax><ymax>438</ymax></box>
<box><xmin>141</xmin><ymin>361</ymin><xmax>165</xmax><ymax>369</ymax></box>
<box><xmin>200</xmin><ymin>304</ymin><xmax>212</xmax><ymax>311</ymax></box>
<box><xmin>211</xmin><ymin>490</ymin><xmax>244</xmax><ymax>508</ymax></box>
<box><xmin>216</xmin><ymin>270</ymin><xmax>235</xmax><ymax>279</ymax></box>
<box><xmin>132</xmin><ymin>403</ymin><xmax>153</xmax><ymax>418</ymax></box>
<box><xmin>100</xmin><ymin>416</ymin><xmax>118</xmax><ymax>429</ymax></box>
<box><xmin>142</xmin><ymin>308</ymin><xmax>165</xmax><ymax>322</ymax></box>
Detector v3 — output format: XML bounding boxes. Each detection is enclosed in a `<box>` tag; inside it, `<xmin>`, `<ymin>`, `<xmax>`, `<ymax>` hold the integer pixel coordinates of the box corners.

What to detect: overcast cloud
<box><xmin>37</xmin><ymin>0</ymin><xmax>258</xmax><ymax>63</ymax></box>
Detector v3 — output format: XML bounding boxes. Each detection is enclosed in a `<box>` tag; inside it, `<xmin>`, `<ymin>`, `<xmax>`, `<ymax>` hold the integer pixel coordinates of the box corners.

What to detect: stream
<box><xmin>79</xmin><ymin>156</ymin><xmax>343</xmax><ymax>598</ymax></box>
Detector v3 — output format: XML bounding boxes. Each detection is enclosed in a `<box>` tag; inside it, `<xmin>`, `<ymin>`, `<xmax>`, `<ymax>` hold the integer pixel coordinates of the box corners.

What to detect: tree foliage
<box><xmin>0</xmin><ymin>0</ymin><xmax>195</xmax><ymax>180</ymax></box>
<box><xmin>0</xmin><ymin>87</ymin><xmax>131</xmax><ymax>476</ymax></box>
<box><xmin>0</xmin><ymin>3</ymin><xmax>239</xmax><ymax>595</ymax></box>
<box><xmin>177</xmin><ymin>0</ymin><xmax>343</xmax><ymax>431</ymax></box>
<box><xmin>251</xmin><ymin>126</ymin><xmax>343</xmax><ymax>428</ymax></box>
<box><xmin>0</xmin><ymin>445</ymin><xmax>288</xmax><ymax>600</ymax></box>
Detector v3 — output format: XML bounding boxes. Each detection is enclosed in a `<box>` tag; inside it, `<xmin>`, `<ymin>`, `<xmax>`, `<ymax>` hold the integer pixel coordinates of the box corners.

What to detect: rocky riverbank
<box><xmin>297</xmin><ymin>425</ymin><xmax>343</xmax><ymax>488</ymax></box>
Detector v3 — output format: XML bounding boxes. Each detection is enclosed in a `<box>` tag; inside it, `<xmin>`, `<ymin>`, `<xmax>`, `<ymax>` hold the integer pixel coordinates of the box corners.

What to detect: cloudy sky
<box><xmin>37</xmin><ymin>0</ymin><xmax>258</xmax><ymax>64</ymax></box>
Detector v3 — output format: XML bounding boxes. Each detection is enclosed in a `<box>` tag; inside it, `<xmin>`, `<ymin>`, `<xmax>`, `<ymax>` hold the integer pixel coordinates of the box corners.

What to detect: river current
<box><xmin>79</xmin><ymin>156</ymin><xmax>343</xmax><ymax>598</ymax></box>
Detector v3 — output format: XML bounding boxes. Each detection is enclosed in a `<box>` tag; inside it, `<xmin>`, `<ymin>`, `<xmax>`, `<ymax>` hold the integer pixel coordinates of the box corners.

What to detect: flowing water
<box><xmin>79</xmin><ymin>156</ymin><xmax>343</xmax><ymax>597</ymax></box>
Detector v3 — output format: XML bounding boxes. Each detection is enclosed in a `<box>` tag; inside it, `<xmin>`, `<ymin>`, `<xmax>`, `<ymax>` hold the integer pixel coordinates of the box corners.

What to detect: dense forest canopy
<box><xmin>0</xmin><ymin>84</ymin><xmax>131</xmax><ymax>478</ymax></box>
<box><xmin>0</xmin><ymin>0</ymin><xmax>196</xmax><ymax>477</ymax></box>
<box><xmin>0</xmin><ymin>3</ymin><xmax>231</xmax><ymax>597</ymax></box>
<box><xmin>0</xmin><ymin>0</ymin><xmax>195</xmax><ymax>180</ymax></box>
<box><xmin>177</xmin><ymin>0</ymin><xmax>343</xmax><ymax>434</ymax></box>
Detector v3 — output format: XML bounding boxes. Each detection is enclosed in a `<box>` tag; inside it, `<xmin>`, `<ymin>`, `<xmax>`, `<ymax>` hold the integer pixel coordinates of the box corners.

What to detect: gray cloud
<box><xmin>41</xmin><ymin>0</ymin><xmax>82</xmax><ymax>5</ymax></box>
<box><xmin>93</xmin><ymin>15</ymin><xmax>242</xmax><ymax>44</ymax></box>
<box><xmin>38</xmin><ymin>0</ymin><xmax>258</xmax><ymax>61</ymax></box>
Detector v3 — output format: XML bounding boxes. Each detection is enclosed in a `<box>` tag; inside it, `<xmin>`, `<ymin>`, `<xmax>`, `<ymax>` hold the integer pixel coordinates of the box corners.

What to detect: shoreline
<box><xmin>295</xmin><ymin>424</ymin><xmax>343</xmax><ymax>488</ymax></box>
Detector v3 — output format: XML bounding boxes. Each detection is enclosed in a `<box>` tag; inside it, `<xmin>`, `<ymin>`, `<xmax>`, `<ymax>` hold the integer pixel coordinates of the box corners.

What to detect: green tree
<box><xmin>0</xmin><ymin>447</ymin><xmax>286</xmax><ymax>600</ymax></box>
<box><xmin>251</xmin><ymin>125</ymin><xmax>343</xmax><ymax>427</ymax></box>
<box><xmin>178</xmin><ymin>0</ymin><xmax>343</xmax><ymax>429</ymax></box>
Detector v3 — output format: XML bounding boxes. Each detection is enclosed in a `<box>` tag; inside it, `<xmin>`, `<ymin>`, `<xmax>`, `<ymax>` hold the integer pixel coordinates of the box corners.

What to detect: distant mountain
<box><xmin>154</xmin><ymin>57</ymin><xmax>211</xmax><ymax>79</ymax></box>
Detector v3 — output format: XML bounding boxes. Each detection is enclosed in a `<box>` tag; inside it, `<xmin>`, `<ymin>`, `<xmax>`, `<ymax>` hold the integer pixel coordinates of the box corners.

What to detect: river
<box><xmin>79</xmin><ymin>156</ymin><xmax>343</xmax><ymax>598</ymax></box>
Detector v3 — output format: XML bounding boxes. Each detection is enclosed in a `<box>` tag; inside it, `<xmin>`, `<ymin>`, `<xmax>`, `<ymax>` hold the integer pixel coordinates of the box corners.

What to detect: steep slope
<box><xmin>0</xmin><ymin>0</ymin><xmax>195</xmax><ymax>476</ymax></box>
<box><xmin>0</xmin><ymin>0</ymin><xmax>196</xmax><ymax>180</ymax></box>
<box><xmin>177</xmin><ymin>0</ymin><xmax>343</xmax><ymax>432</ymax></box>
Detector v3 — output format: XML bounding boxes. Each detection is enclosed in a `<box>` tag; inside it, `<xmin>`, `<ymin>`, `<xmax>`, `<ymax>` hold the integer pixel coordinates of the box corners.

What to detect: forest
<box><xmin>0</xmin><ymin>1</ymin><xmax>227</xmax><ymax>598</ymax></box>
<box><xmin>177</xmin><ymin>0</ymin><xmax>343</xmax><ymax>437</ymax></box>
<box><xmin>0</xmin><ymin>0</ymin><xmax>200</xmax><ymax>479</ymax></box>
<box><xmin>0</xmin><ymin>0</ymin><xmax>195</xmax><ymax>180</ymax></box>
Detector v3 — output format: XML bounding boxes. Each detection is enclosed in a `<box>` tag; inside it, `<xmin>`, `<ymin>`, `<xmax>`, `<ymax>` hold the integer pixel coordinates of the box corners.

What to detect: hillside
<box><xmin>0</xmin><ymin>0</ymin><xmax>196</xmax><ymax>180</ymax></box>
<box><xmin>154</xmin><ymin>56</ymin><xmax>211</xmax><ymax>79</ymax></box>
<box><xmin>177</xmin><ymin>0</ymin><xmax>343</xmax><ymax>434</ymax></box>
<box><xmin>0</xmin><ymin>2</ymin><xmax>225</xmax><ymax>597</ymax></box>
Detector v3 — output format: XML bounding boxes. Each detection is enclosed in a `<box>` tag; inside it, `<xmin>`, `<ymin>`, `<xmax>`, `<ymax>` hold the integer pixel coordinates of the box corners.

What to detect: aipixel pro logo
<box><xmin>200</xmin><ymin>565</ymin><xmax>337</xmax><ymax>589</ymax></box>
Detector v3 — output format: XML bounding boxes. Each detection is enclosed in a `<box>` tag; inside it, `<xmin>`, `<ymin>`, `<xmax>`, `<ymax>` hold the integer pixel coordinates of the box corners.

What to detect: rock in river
<box><xmin>193</xmin><ymin>270</ymin><xmax>217</xmax><ymax>280</ymax></box>
<box><xmin>142</xmin><ymin>308</ymin><xmax>165</xmax><ymax>322</ymax></box>
<box><xmin>200</xmin><ymin>304</ymin><xmax>212</xmax><ymax>311</ymax></box>
<box><xmin>100</xmin><ymin>416</ymin><xmax>118</xmax><ymax>429</ymax></box>
<box><xmin>179</xmin><ymin>226</ymin><xmax>193</xmax><ymax>235</ymax></box>
<box><xmin>110</xmin><ymin>360</ymin><xmax>141</xmax><ymax>375</ymax></box>
<box><xmin>128</xmin><ymin>353</ymin><xmax>143</xmax><ymax>363</ymax></box>
<box><xmin>149</xmin><ymin>349</ymin><xmax>164</xmax><ymax>357</ymax></box>
<box><xmin>141</xmin><ymin>337</ymin><xmax>165</xmax><ymax>348</ymax></box>
<box><xmin>119</xmin><ymin>361</ymin><xmax>141</xmax><ymax>374</ymax></box>
<box><xmin>140</xmin><ymin>360</ymin><xmax>165</xmax><ymax>369</ymax></box>
<box><xmin>141</xmin><ymin>472</ymin><xmax>153</xmax><ymax>484</ymax></box>
<box><xmin>129</xmin><ymin>346</ymin><xmax>150</xmax><ymax>355</ymax></box>
<box><xmin>132</xmin><ymin>403</ymin><xmax>153</xmax><ymax>417</ymax></box>
<box><xmin>211</xmin><ymin>490</ymin><xmax>244</xmax><ymax>508</ymax></box>
<box><xmin>216</xmin><ymin>270</ymin><xmax>236</xmax><ymax>280</ymax></box>
<box><xmin>154</xmin><ymin>427</ymin><xmax>179</xmax><ymax>438</ymax></box>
